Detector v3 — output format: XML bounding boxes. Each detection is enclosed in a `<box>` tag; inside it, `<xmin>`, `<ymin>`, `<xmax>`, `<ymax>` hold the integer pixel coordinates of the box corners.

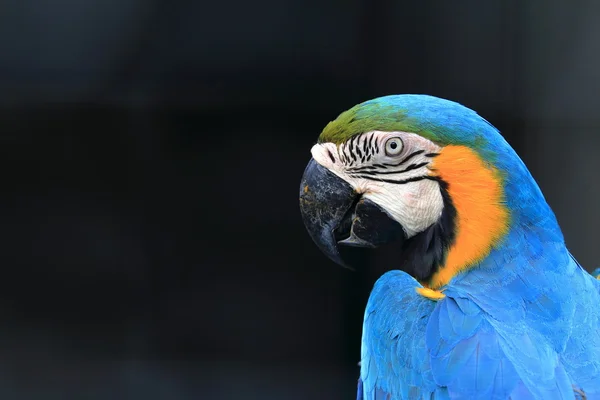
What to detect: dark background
<box><xmin>0</xmin><ymin>1</ymin><xmax>598</xmax><ymax>399</ymax></box>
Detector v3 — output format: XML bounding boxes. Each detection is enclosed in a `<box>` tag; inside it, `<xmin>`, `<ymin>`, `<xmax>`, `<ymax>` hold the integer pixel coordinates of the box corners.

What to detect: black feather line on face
<box><xmin>351</xmin><ymin>162</ymin><xmax>429</xmax><ymax>177</ymax></box>
<box><xmin>356</xmin><ymin>146</ymin><xmax>363</xmax><ymax>160</ymax></box>
<box><xmin>398</xmin><ymin>179</ymin><xmax>457</xmax><ymax>282</ymax></box>
<box><xmin>383</xmin><ymin>150</ymin><xmax>425</xmax><ymax>167</ymax></box>
<box><xmin>340</xmin><ymin>143</ymin><xmax>348</xmax><ymax>164</ymax></box>
<box><xmin>327</xmin><ymin>149</ymin><xmax>336</xmax><ymax>164</ymax></box>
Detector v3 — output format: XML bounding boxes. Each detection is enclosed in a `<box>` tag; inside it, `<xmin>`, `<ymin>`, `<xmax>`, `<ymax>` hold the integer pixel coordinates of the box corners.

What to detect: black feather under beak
<box><xmin>299</xmin><ymin>158</ymin><xmax>407</xmax><ymax>268</ymax></box>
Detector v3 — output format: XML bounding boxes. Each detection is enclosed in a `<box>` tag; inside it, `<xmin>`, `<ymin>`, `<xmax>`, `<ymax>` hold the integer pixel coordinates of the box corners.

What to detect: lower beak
<box><xmin>299</xmin><ymin>158</ymin><xmax>406</xmax><ymax>268</ymax></box>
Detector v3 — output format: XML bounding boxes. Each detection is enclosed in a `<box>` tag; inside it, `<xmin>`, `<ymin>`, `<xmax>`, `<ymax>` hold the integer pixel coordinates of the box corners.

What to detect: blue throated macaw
<box><xmin>299</xmin><ymin>95</ymin><xmax>600</xmax><ymax>399</ymax></box>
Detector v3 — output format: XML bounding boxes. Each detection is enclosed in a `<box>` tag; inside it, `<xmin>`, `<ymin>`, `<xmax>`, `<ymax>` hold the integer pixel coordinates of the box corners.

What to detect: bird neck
<box><xmin>425</xmin><ymin>145</ymin><xmax>563</xmax><ymax>290</ymax></box>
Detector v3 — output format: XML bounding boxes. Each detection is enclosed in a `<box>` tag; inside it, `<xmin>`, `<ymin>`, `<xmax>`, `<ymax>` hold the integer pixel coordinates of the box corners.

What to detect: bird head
<box><xmin>300</xmin><ymin>95</ymin><xmax>555</xmax><ymax>288</ymax></box>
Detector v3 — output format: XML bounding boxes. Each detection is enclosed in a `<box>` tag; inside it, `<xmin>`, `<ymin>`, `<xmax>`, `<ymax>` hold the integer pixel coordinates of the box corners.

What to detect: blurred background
<box><xmin>0</xmin><ymin>1</ymin><xmax>599</xmax><ymax>399</ymax></box>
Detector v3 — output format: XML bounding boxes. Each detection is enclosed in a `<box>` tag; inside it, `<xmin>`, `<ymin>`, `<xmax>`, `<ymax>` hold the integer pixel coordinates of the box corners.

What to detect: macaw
<box><xmin>298</xmin><ymin>95</ymin><xmax>600</xmax><ymax>399</ymax></box>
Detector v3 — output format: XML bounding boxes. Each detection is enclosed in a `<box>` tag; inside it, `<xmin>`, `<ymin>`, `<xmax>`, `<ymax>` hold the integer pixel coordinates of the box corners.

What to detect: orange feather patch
<box><xmin>427</xmin><ymin>145</ymin><xmax>510</xmax><ymax>290</ymax></box>
<box><xmin>416</xmin><ymin>287</ymin><xmax>446</xmax><ymax>301</ymax></box>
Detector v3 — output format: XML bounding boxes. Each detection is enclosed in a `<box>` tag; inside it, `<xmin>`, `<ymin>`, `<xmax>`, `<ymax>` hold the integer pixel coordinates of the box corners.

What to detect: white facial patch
<box><xmin>311</xmin><ymin>131</ymin><xmax>444</xmax><ymax>238</ymax></box>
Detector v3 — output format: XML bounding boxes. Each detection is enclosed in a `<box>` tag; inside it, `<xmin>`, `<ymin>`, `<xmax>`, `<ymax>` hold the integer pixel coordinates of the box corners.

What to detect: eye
<box><xmin>385</xmin><ymin>137</ymin><xmax>404</xmax><ymax>157</ymax></box>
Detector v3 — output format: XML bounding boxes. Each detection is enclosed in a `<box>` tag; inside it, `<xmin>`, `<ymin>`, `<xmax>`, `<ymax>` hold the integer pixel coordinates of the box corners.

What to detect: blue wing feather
<box><xmin>359</xmin><ymin>271</ymin><xmax>437</xmax><ymax>399</ymax></box>
<box><xmin>358</xmin><ymin>262</ymin><xmax>600</xmax><ymax>400</ymax></box>
<box><xmin>427</xmin><ymin>296</ymin><xmax>521</xmax><ymax>399</ymax></box>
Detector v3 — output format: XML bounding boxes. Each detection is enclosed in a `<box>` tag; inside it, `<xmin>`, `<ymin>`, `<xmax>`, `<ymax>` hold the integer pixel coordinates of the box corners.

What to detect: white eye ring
<box><xmin>385</xmin><ymin>137</ymin><xmax>404</xmax><ymax>156</ymax></box>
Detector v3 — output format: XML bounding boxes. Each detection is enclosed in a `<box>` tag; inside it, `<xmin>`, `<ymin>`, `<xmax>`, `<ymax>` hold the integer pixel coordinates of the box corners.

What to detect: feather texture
<box><xmin>358</xmin><ymin>265</ymin><xmax>600</xmax><ymax>399</ymax></box>
<box><xmin>349</xmin><ymin>95</ymin><xmax>600</xmax><ymax>400</ymax></box>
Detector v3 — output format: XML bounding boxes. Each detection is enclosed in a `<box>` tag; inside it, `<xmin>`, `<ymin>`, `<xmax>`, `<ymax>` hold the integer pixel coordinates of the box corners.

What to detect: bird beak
<box><xmin>299</xmin><ymin>158</ymin><xmax>406</xmax><ymax>268</ymax></box>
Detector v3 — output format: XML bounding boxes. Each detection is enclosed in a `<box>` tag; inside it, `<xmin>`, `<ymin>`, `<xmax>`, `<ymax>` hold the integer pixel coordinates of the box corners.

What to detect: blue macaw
<box><xmin>299</xmin><ymin>95</ymin><xmax>600</xmax><ymax>399</ymax></box>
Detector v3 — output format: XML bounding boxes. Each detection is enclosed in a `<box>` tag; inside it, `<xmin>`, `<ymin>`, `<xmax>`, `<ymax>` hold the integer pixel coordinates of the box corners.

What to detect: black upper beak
<box><xmin>299</xmin><ymin>158</ymin><xmax>357</xmax><ymax>267</ymax></box>
<box><xmin>299</xmin><ymin>158</ymin><xmax>406</xmax><ymax>268</ymax></box>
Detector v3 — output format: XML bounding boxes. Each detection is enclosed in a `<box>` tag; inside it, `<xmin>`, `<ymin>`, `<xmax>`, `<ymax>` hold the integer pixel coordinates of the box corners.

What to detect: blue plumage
<box><xmin>356</xmin><ymin>95</ymin><xmax>600</xmax><ymax>399</ymax></box>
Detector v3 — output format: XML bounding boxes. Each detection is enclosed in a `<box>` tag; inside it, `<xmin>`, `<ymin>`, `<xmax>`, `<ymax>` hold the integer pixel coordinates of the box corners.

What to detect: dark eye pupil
<box><xmin>390</xmin><ymin>142</ymin><xmax>397</xmax><ymax>149</ymax></box>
